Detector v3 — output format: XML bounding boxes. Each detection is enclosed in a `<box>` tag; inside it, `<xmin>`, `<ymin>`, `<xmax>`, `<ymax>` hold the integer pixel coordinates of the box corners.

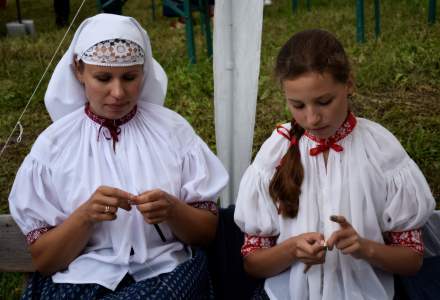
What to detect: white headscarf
<box><xmin>45</xmin><ymin>13</ymin><xmax>168</xmax><ymax>121</ymax></box>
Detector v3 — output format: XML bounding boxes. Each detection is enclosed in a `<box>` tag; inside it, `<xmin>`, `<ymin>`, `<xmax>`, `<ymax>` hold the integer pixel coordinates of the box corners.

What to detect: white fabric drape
<box><xmin>234</xmin><ymin>118</ymin><xmax>435</xmax><ymax>300</ymax></box>
<box><xmin>213</xmin><ymin>0</ymin><xmax>264</xmax><ymax>207</ymax></box>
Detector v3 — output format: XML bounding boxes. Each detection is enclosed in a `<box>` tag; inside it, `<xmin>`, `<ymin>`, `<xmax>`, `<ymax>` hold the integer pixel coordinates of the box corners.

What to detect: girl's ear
<box><xmin>346</xmin><ymin>73</ymin><xmax>355</xmax><ymax>95</ymax></box>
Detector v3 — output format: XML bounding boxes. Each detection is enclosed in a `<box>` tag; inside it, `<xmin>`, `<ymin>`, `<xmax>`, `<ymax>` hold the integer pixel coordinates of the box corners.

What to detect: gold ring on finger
<box><xmin>104</xmin><ymin>205</ymin><xmax>111</xmax><ymax>214</ymax></box>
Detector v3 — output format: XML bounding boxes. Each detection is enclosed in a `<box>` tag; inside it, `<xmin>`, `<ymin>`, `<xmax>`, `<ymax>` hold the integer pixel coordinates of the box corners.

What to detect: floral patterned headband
<box><xmin>79</xmin><ymin>38</ymin><xmax>145</xmax><ymax>66</ymax></box>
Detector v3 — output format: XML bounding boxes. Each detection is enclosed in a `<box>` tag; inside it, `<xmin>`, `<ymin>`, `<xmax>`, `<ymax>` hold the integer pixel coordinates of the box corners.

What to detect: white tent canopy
<box><xmin>213</xmin><ymin>0</ymin><xmax>264</xmax><ymax>207</ymax></box>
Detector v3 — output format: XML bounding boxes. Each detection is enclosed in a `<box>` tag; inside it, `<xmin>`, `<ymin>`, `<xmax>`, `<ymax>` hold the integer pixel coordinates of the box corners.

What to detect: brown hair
<box><xmin>269</xmin><ymin>29</ymin><xmax>351</xmax><ymax>218</ymax></box>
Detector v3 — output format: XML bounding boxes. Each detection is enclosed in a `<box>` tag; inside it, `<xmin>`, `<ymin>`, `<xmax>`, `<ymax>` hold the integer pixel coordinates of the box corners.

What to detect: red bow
<box><xmin>309</xmin><ymin>142</ymin><xmax>343</xmax><ymax>156</ymax></box>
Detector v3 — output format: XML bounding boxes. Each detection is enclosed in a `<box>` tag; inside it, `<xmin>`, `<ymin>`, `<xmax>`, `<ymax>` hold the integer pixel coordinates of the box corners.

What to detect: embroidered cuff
<box><xmin>188</xmin><ymin>201</ymin><xmax>218</xmax><ymax>215</ymax></box>
<box><xmin>385</xmin><ymin>229</ymin><xmax>424</xmax><ymax>255</ymax></box>
<box><xmin>26</xmin><ymin>226</ymin><xmax>54</xmax><ymax>245</ymax></box>
<box><xmin>241</xmin><ymin>233</ymin><xmax>277</xmax><ymax>257</ymax></box>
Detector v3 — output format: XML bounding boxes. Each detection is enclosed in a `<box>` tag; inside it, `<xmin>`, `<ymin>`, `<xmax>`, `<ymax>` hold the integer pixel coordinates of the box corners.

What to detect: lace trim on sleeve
<box><xmin>26</xmin><ymin>226</ymin><xmax>54</xmax><ymax>245</ymax></box>
<box><xmin>188</xmin><ymin>201</ymin><xmax>218</xmax><ymax>215</ymax></box>
<box><xmin>384</xmin><ymin>229</ymin><xmax>424</xmax><ymax>255</ymax></box>
<box><xmin>241</xmin><ymin>233</ymin><xmax>277</xmax><ymax>257</ymax></box>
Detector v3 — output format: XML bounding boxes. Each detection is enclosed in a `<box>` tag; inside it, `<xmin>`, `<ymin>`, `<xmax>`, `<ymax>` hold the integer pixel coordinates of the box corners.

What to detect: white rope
<box><xmin>16</xmin><ymin>121</ymin><xmax>23</xmax><ymax>143</ymax></box>
<box><xmin>0</xmin><ymin>0</ymin><xmax>88</xmax><ymax>158</ymax></box>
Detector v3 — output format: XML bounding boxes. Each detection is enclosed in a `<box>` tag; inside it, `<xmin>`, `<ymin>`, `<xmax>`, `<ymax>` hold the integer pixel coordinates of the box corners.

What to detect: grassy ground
<box><xmin>0</xmin><ymin>0</ymin><xmax>439</xmax><ymax>298</ymax></box>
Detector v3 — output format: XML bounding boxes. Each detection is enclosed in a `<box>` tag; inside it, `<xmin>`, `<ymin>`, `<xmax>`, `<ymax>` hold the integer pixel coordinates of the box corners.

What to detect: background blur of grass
<box><xmin>0</xmin><ymin>0</ymin><xmax>439</xmax><ymax>298</ymax></box>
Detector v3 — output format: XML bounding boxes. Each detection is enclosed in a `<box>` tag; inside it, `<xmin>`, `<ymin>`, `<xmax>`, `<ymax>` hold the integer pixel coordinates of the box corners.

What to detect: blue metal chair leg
<box><xmin>198</xmin><ymin>0</ymin><xmax>212</xmax><ymax>57</ymax></box>
<box><xmin>184</xmin><ymin>0</ymin><xmax>196</xmax><ymax>64</ymax></box>
<box><xmin>428</xmin><ymin>0</ymin><xmax>437</xmax><ymax>25</ymax></box>
<box><xmin>292</xmin><ymin>0</ymin><xmax>298</xmax><ymax>13</ymax></box>
<box><xmin>374</xmin><ymin>0</ymin><xmax>381</xmax><ymax>38</ymax></box>
<box><xmin>356</xmin><ymin>0</ymin><xmax>365</xmax><ymax>43</ymax></box>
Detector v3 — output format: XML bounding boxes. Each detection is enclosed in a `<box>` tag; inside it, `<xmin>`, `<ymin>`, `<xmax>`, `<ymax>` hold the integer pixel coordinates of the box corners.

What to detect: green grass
<box><xmin>0</xmin><ymin>0</ymin><xmax>439</xmax><ymax>297</ymax></box>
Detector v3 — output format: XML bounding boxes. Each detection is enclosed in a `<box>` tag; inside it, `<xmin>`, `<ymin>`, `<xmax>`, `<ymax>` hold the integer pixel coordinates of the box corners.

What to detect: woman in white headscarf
<box><xmin>9</xmin><ymin>13</ymin><xmax>228</xmax><ymax>299</ymax></box>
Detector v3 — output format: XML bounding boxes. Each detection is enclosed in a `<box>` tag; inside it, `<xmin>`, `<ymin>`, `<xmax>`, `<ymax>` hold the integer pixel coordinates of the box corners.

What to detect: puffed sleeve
<box><xmin>8</xmin><ymin>155</ymin><xmax>67</xmax><ymax>236</ymax></box>
<box><xmin>234</xmin><ymin>128</ymin><xmax>290</xmax><ymax>237</ymax></box>
<box><xmin>179</xmin><ymin>135</ymin><xmax>229</xmax><ymax>207</ymax></box>
<box><xmin>360</xmin><ymin>119</ymin><xmax>436</xmax><ymax>232</ymax></box>
<box><xmin>381</xmin><ymin>157</ymin><xmax>435</xmax><ymax>232</ymax></box>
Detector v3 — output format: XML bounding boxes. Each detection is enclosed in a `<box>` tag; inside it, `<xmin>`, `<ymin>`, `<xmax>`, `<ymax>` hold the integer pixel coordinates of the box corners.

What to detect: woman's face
<box><xmin>283</xmin><ymin>71</ymin><xmax>353</xmax><ymax>139</ymax></box>
<box><xmin>75</xmin><ymin>62</ymin><xmax>144</xmax><ymax>119</ymax></box>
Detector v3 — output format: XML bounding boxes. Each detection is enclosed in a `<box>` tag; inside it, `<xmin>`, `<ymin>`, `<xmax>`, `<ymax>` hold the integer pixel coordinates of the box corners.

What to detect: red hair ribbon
<box><xmin>276</xmin><ymin>124</ymin><xmax>298</xmax><ymax>147</ymax></box>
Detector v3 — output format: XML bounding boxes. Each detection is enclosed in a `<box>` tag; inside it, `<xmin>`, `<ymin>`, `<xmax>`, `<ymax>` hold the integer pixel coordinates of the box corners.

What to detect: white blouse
<box><xmin>234</xmin><ymin>117</ymin><xmax>435</xmax><ymax>300</ymax></box>
<box><xmin>9</xmin><ymin>102</ymin><xmax>228</xmax><ymax>290</ymax></box>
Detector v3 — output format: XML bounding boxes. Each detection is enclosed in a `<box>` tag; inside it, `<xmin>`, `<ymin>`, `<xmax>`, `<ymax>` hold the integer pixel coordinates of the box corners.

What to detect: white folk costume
<box><xmin>9</xmin><ymin>14</ymin><xmax>228</xmax><ymax>294</ymax></box>
<box><xmin>234</xmin><ymin>113</ymin><xmax>435</xmax><ymax>300</ymax></box>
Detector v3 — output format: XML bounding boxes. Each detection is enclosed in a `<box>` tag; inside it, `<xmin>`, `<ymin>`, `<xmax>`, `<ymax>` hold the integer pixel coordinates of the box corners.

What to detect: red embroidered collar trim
<box><xmin>275</xmin><ymin>112</ymin><xmax>357</xmax><ymax>157</ymax></box>
<box><xmin>305</xmin><ymin>112</ymin><xmax>356</xmax><ymax>156</ymax></box>
<box><xmin>84</xmin><ymin>103</ymin><xmax>137</xmax><ymax>151</ymax></box>
<box><xmin>85</xmin><ymin>103</ymin><xmax>137</xmax><ymax>126</ymax></box>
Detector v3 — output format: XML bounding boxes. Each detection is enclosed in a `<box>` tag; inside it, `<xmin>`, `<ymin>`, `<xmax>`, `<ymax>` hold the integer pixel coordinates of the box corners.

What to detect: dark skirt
<box><xmin>251</xmin><ymin>284</ymin><xmax>270</xmax><ymax>300</ymax></box>
<box><xmin>22</xmin><ymin>249</ymin><xmax>213</xmax><ymax>300</ymax></box>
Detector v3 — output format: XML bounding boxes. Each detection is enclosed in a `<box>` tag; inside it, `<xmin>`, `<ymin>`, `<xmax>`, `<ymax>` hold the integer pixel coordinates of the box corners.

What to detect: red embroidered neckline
<box><xmin>275</xmin><ymin>112</ymin><xmax>357</xmax><ymax>156</ymax></box>
<box><xmin>84</xmin><ymin>103</ymin><xmax>137</xmax><ymax>151</ymax></box>
<box><xmin>304</xmin><ymin>111</ymin><xmax>356</xmax><ymax>145</ymax></box>
<box><xmin>85</xmin><ymin>103</ymin><xmax>137</xmax><ymax>126</ymax></box>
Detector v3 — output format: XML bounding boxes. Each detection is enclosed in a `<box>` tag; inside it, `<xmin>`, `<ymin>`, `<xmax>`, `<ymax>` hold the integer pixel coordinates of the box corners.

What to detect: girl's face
<box><xmin>283</xmin><ymin>71</ymin><xmax>353</xmax><ymax>139</ymax></box>
<box><xmin>75</xmin><ymin>62</ymin><xmax>144</xmax><ymax>119</ymax></box>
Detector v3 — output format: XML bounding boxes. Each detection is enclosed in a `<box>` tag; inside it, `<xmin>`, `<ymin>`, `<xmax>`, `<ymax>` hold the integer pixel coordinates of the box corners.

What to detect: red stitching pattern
<box><xmin>304</xmin><ymin>112</ymin><xmax>357</xmax><ymax>144</ymax></box>
<box><xmin>188</xmin><ymin>201</ymin><xmax>218</xmax><ymax>215</ymax></box>
<box><xmin>241</xmin><ymin>233</ymin><xmax>277</xmax><ymax>257</ymax></box>
<box><xmin>26</xmin><ymin>226</ymin><xmax>53</xmax><ymax>245</ymax></box>
<box><xmin>85</xmin><ymin>103</ymin><xmax>137</xmax><ymax>151</ymax></box>
<box><xmin>275</xmin><ymin>112</ymin><xmax>357</xmax><ymax>157</ymax></box>
<box><xmin>385</xmin><ymin>229</ymin><xmax>424</xmax><ymax>255</ymax></box>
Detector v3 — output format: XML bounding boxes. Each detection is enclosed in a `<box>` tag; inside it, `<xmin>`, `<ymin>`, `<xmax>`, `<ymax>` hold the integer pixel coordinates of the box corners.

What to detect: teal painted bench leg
<box><xmin>292</xmin><ymin>0</ymin><xmax>298</xmax><ymax>13</ymax></box>
<box><xmin>356</xmin><ymin>0</ymin><xmax>365</xmax><ymax>43</ymax></box>
<box><xmin>428</xmin><ymin>0</ymin><xmax>437</xmax><ymax>25</ymax></box>
<box><xmin>163</xmin><ymin>0</ymin><xmax>212</xmax><ymax>64</ymax></box>
<box><xmin>374</xmin><ymin>0</ymin><xmax>381</xmax><ymax>38</ymax></box>
<box><xmin>163</xmin><ymin>0</ymin><xmax>196</xmax><ymax>64</ymax></box>
<box><xmin>96</xmin><ymin>0</ymin><xmax>124</xmax><ymax>14</ymax></box>
<box><xmin>184</xmin><ymin>0</ymin><xmax>197</xmax><ymax>64</ymax></box>
<box><xmin>151</xmin><ymin>0</ymin><xmax>156</xmax><ymax>20</ymax></box>
<box><xmin>306</xmin><ymin>0</ymin><xmax>311</xmax><ymax>12</ymax></box>
<box><xmin>198</xmin><ymin>0</ymin><xmax>212</xmax><ymax>57</ymax></box>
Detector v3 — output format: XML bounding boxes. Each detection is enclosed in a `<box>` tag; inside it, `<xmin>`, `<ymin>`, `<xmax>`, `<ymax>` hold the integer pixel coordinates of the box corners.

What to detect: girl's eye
<box><xmin>318</xmin><ymin>98</ymin><xmax>334</xmax><ymax>106</ymax></box>
<box><xmin>289</xmin><ymin>101</ymin><xmax>304</xmax><ymax>109</ymax></box>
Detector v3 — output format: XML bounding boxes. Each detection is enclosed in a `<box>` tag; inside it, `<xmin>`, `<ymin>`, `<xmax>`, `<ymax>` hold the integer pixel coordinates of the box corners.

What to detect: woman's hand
<box><xmin>243</xmin><ymin>232</ymin><xmax>326</xmax><ymax>277</ymax></box>
<box><xmin>292</xmin><ymin>232</ymin><xmax>326</xmax><ymax>270</ymax></box>
<box><xmin>133</xmin><ymin>189</ymin><xmax>177</xmax><ymax>224</ymax></box>
<box><xmin>78</xmin><ymin>186</ymin><xmax>134</xmax><ymax>223</ymax></box>
<box><xmin>326</xmin><ymin>215</ymin><xmax>366</xmax><ymax>259</ymax></box>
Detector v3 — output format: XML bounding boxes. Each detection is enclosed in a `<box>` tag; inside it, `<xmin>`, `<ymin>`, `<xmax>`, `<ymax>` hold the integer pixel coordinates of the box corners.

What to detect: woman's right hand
<box><xmin>291</xmin><ymin>232</ymin><xmax>326</xmax><ymax>269</ymax></box>
<box><xmin>77</xmin><ymin>186</ymin><xmax>135</xmax><ymax>223</ymax></box>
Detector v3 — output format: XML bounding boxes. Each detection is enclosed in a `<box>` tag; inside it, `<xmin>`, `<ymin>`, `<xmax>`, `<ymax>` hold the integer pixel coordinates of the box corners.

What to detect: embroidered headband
<box><xmin>79</xmin><ymin>38</ymin><xmax>145</xmax><ymax>66</ymax></box>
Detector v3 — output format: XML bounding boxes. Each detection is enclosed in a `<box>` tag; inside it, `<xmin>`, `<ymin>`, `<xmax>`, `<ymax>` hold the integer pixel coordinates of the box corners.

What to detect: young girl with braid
<box><xmin>234</xmin><ymin>29</ymin><xmax>435</xmax><ymax>300</ymax></box>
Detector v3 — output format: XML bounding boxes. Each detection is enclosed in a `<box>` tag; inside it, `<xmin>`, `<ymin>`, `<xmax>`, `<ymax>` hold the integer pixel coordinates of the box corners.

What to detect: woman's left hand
<box><xmin>326</xmin><ymin>215</ymin><xmax>367</xmax><ymax>259</ymax></box>
<box><xmin>133</xmin><ymin>189</ymin><xmax>177</xmax><ymax>224</ymax></box>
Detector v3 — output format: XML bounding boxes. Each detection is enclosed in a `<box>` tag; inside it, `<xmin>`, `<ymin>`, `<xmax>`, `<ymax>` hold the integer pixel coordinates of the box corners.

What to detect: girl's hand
<box><xmin>326</xmin><ymin>215</ymin><xmax>366</xmax><ymax>259</ymax></box>
<box><xmin>133</xmin><ymin>189</ymin><xmax>177</xmax><ymax>224</ymax></box>
<box><xmin>292</xmin><ymin>232</ymin><xmax>326</xmax><ymax>269</ymax></box>
<box><xmin>78</xmin><ymin>186</ymin><xmax>134</xmax><ymax>223</ymax></box>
